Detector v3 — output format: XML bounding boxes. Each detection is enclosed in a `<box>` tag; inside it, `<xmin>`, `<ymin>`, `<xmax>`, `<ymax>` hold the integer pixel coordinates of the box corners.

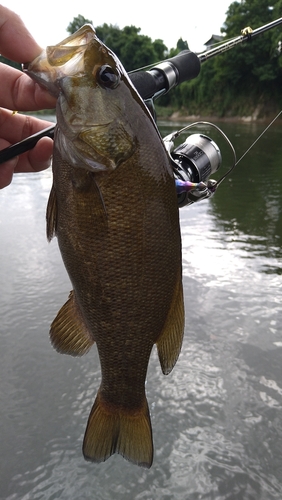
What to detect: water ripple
<box><xmin>1</xmin><ymin>143</ymin><xmax>282</xmax><ymax>499</ymax></box>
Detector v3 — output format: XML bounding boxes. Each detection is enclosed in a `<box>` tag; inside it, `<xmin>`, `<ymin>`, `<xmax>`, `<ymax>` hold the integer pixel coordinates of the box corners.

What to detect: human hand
<box><xmin>0</xmin><ymin>6</ymin><xmax>56</xmax><ymax>188</ymax></box>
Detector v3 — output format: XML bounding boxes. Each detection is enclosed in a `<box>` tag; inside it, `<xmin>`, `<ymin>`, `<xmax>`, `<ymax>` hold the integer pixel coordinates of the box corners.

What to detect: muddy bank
<box><xmin>162</xmin><ymin>109</ymin><xmax>282</xmax><ymax>123</ymax></box>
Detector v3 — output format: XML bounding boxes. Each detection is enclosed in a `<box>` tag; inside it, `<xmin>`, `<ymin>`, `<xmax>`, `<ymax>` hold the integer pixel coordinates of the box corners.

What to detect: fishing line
<box><xmin>166</xmin><ymin>121</ymin><xmax>237</xmax><ymax>187</ymax></box>
<box><xmin>216</xmin><ymin>109</ymin><xmax>282</xmax><ymax>187</ymax></box>
<box><xmin>165</xmin><ymin>111</ymin><xmax>282</xmax><ymax>208</ymax></box>
<box><xmin>196</xmin><ymin>34</ymin><xmax>240</xmax><ymax>53</ymax></box>
<box><xmin>128</xmin><ymin>35</ymin><xmax>243</xmax><ymax>73</ymax></box>
<box><xmin>128</xmin><ymin>62</ymin><xmax>161</xmax><ymax>73</ymax></box>
<box><xmin>209</xmin><ymin>111</ymin><xmax>281</xmax><ymax>179</ymax></box>
<box><xmin>234</xmin><ymin>110</ymin><xmax>282</xmax><ymax>167</ymax></box>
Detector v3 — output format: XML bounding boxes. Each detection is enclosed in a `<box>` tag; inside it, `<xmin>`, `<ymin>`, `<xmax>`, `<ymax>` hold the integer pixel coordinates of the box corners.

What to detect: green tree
<box><xmin>177</xmin><ymin>38</ymin><xmax>189</xmax><ymax>51</ymax></box>
<box><xmin>217</xmin><ymin>0</ymin><xmax>279</xmax><ymax>83</ymax></box>
<box><xmin>168</xmin><ymin>0</ymin><xmax>282</xmax><ymax>117</ymax></box>
<box><xmin>273</xmin><ymin>0</ymin><xmax>282</xmax><ymax>68</ymax></box>
<box><xmin>95</xmin><ymin>23</ymin><xmax>121</xmax><ymax>50</ymax></box>
<box><xmin>152</xmin><ymin>39</ymin><xmax>168</xmax><ymax>61</ymax></box>
<box><xmin>65</xmin><ymin>4</ymin><xmax>282</xmax><ymax>118</ymax></box>
<box><xmin>167</xmin><ymin>38</ymin><xmax>189</xmax><ymax>58</ymax></box>
<box><xmin>214</xmin><ymin>0</ymin><xmax>282</xmax><ymax>113</ymax></box>
<box><xmin>66</xmin><ymin>19</ymin><xmax>168</xmax><ymax>71</ymax></box>
<box><xmin>95</xmin><ymin>23</ymin><xmax>168</xmax><ymax>71</ymax></box>
<box><xmin>67</xmin><ymin>14</ymin><xmax>93</xmax><ymax>34</ymax></box>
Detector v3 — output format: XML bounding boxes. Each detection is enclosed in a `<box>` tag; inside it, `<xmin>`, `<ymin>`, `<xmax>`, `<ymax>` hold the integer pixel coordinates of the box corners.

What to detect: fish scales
<box><xmin>26</xmin><ymin>25</ymin><xmax>184</xmax><ymax>468</ymax></box>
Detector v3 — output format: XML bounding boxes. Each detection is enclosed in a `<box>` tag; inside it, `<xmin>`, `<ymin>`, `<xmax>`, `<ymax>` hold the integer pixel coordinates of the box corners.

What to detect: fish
<box><xmin>25</xmin><ymin>25</ymin><xmax>184</xmax><ymax>468</ymax></box>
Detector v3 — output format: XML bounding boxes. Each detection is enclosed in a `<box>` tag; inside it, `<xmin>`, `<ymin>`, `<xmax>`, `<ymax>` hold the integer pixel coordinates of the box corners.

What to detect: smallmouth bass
<box><xmin>26</xmin><ymin>25</ymin><xmax>184</xmax><ymax>468</ymax></box>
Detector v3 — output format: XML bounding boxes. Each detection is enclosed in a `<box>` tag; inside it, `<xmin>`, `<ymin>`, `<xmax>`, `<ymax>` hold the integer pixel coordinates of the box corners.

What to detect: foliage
<box><xmin>2</xmin><ymin>2</ymin><xmax>281</xmax><ymax>118</ymax></box>
<box><xmin>70</xmin><ymin>0</ymin><xmax>281</xmax><ymax>117</ymax></box>
<box><xmin>172</xmin><ymin>0</ymin><xmax>282</xmax><ymax>117</ymax></box>
<box><xmin>168</xmin><ymin>38</ymin><xmax>189</xmax><ymax>58</ymax></box>
<box><xmin>66</xmin><ymin>15</ymin><xmax>93</xmax><ymax>34</ymax></box>
<box><xmin>95</xmin><ymin>24</ymin><xmax>168</xmax><ymax>70</ymax></box>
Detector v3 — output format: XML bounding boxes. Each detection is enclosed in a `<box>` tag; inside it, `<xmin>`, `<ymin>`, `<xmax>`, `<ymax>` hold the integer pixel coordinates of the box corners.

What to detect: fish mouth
<box><xmin>23</xmin><ymin>25</ymin><xmax>99</xmax><ymax>96</ymax></box>
<box><xmin>24</xmin><ymin>24</ymin><xmax>127</xmax><ymax>99</ymax></box>
<box><xmin>25</xmin><ymin>24</ymin><xmax>137</xmax><ymax>172</ymax></box>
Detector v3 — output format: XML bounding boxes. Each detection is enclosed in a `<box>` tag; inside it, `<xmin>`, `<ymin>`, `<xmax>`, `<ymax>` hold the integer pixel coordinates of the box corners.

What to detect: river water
<box><xmin>0</xmin><ymin>120</ymin><xmax>282</xmax><ymax>499</ymax></box>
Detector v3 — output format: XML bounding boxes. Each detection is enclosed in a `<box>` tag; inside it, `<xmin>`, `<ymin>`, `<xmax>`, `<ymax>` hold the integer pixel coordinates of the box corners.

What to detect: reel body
<box><xmin>164</xmin><ymin>128</ymin><xmax>222</xmax><ymax>207</ymax></box>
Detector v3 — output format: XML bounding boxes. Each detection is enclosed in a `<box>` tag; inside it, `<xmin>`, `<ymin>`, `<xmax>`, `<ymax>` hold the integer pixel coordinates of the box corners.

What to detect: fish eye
<box><xmin>98</xmin><ymin>65</ymin><xmax>120</xmax><ymax>89</ymax></box>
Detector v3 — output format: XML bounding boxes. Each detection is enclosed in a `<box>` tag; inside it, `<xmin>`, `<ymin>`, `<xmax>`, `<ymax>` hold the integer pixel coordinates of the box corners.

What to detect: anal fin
<box><xmin>46</xmin><ymin>184</ymin><xmax>57</xmax><ymax>242</ymax></box>
<box><xmin>50</xmin><ymin>290</ymin><xmax>94</xmax><ymax>356</ymax></box>
<box><xmin>156</xmin><ymin>270</ymin><xmax>185</xmax><ymax>375</ymax></box>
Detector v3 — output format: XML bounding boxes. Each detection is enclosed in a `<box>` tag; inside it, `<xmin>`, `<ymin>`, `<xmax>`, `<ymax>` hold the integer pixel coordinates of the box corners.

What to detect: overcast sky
<box><xmin>3</xmin><ymin>0</ymin><xmax>233</xmax><ymax>54</ymax></box>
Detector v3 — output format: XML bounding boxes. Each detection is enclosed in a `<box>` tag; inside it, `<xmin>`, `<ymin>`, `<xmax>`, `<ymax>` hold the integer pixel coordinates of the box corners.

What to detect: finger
<box><xmin>0</xmin><ymin>137</ymin><xmax>18</xmax><ymax>188</ymax></box>
<box><xmin>0</xmin><ymin>65</ymin><xmax>56</xmax><ymax>111</ymax></box>
<box><xmin>0</xmin><ymin>6</ymin><xmax>56</xmax><ymax>110</ymax></box>
<box><xmin>0</xmin><ymin>108</ymin><xmax>54</xmax><ymax>144</ymax></box>
<box><xmin>0</xmin><ymin>6</ymin><xmax>42</xmax><ymax>62</ymax></box>
<box><xmin>14</xmin><ymin>136</ymin><xmax>53</xmax><ymax>173</ymax></box>
<box><xmin>0</xmin><ymin>136</ymin><xmax>53</xmax><ymax>188</ymax></box>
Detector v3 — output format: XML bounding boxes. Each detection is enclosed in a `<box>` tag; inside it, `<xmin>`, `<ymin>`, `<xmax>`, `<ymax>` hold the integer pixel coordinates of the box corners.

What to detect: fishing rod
<box><xmin>130</xmin><ymin>17</ymin><xmax>282</xmax><ymax>100</ymax></box>
<box><xmin>0</xmin><ymin>16</ymin><xmax>281</xmax><ymax>164</ymax></box>
<box><xmin>0</xmin><ymin>16</ymin><xmax>282</xmax><ymax>200</ymax></box>
<box><xmin>133</xmin><ymin>16</ymin><xmax>282</xmax><ymax>207</ymax></box>
<box><xmin>199</xmin><ymin>17</ymin><xmax>282</xmax><ymax>63</ymax></box>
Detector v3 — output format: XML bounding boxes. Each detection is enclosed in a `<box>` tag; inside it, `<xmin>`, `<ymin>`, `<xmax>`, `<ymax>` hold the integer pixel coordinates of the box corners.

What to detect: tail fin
<box><xmin>83</xmin><ymin>390</ymin><xmax>153</xmax><ymax>468</ymax></box>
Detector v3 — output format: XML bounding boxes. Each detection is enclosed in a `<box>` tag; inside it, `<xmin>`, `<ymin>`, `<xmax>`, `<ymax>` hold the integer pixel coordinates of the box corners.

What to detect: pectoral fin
<box><xmin>156</xmin><ymin>271</ymin><xmax>185</xmax><ymax>375</ymax></box>
<box><xmin>50</xmin><ymin>291</ymin><xmax>94</xmax><ymax>356</ymax></box>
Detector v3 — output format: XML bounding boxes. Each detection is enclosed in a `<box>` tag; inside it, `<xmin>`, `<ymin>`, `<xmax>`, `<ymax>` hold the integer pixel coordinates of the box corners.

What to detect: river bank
<box><xmin>156</xmin><ymin>106</ymin><xmax>282</xmax><ymax>124</ymax></box>
<box><xmin>28</xmin><ymin>106</ymin><xmax>282</xmax><ymax>125</ymax></box>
